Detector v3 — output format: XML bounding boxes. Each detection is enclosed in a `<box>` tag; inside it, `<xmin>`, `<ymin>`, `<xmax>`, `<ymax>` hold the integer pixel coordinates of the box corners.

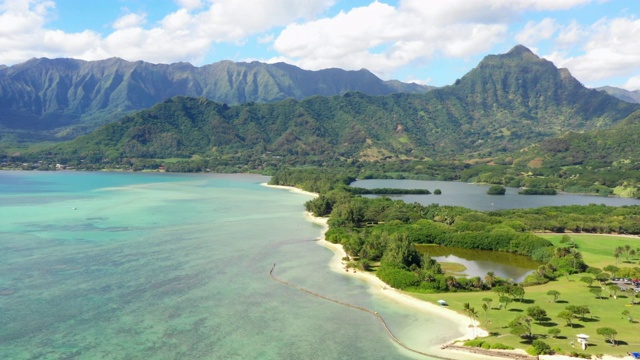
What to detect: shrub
<box><xmin>490</xmin><ymin>343</ymin><xmax>514</xmax><ymax>350</ymax></box>
<box><xmin>376</xmin><ymin>266</ymin><xmax>420</xmax><ymax>289</ymax></box>
<box><xmin>463</xmin><ymin>339</ymin><xmax>485</xmax><ymax>347</ymax></box>
<box><xmin>527</xmin><ymin>340</ymin><xmax>553</xmax><ymax>355</ymax></box>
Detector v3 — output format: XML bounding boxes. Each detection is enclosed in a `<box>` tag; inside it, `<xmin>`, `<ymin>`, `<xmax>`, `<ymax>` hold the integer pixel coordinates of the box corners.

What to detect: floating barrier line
<box><xmin>269</xmin><ymin>263</ymin><xmax>454</xmax><ymax>359</ymax></box>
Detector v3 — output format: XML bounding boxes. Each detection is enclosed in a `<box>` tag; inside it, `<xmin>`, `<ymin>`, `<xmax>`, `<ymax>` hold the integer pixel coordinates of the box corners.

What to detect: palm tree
<box><xmin>537</xmin><ymin>264</ymin><xmax>547</xmax><ymax>277</ymax></box>
<box><xmin>445</xmin><ymin>276</ymin><xmax>458</xmax><ymax>290</ymax></box>
<box><xmin>624</xmin><ymin>244</ymin><xmax>632</xmax><ymax>260</ymax></box>
<box><xmin>614</xmin><ymin>246</ymin><xmax>624</xmax><ymax>264</ymax></box>
<box><xmin>569</xmin><ymin>248</ymin><xmax>582</xmax><ymax>270</ymax></box>
<box><xmin>485</xmin><ymin>271</ymin><xmax>496</xmax><ymax>288</ymax></box>
<box><xmin>471</xmin><ymin>276</ymin><xmax>483</xmax><ymax>289</ymax></box>
<box><xmin>469</xmin><ymin>307</ymin><xmax>480</xmax><ymax>338</ymax></box>
<box><xmin>482</xmin><ymin>303</ymin><xmax>489</xmax><ymax>325</ymax></box>
<box><xmin>463</xmin><ymin>302</ymin><xmax>479</xmax><ymax>338</ymax></box>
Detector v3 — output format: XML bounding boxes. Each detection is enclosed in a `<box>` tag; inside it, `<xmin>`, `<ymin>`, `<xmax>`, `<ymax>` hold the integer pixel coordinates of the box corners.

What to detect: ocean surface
<box><xmin>0</xmin><ymin>171</ymin><xmax>463</xmax><ymax>360</ymax></box>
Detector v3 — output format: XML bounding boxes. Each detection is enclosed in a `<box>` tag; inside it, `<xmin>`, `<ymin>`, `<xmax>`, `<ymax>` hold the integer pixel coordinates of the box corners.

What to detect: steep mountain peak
<box><xmin>506</xmin><ymin>44</ymin><xmax>535</xmax><ymax>56</ymax></box>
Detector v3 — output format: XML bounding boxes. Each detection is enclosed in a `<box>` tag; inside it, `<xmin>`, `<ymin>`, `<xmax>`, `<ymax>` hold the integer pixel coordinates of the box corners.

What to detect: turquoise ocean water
<box><xmin>0</xmin><ymin>172</ymin><xmax>463</xmax><ymax>360</ymax></box>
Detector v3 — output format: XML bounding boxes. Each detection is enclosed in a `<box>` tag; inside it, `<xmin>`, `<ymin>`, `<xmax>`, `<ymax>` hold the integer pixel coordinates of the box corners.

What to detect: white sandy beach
<box><xmin>265</xmin><ymin>183</ymin><xmax>631</xmax><ymax>360</ymax></box>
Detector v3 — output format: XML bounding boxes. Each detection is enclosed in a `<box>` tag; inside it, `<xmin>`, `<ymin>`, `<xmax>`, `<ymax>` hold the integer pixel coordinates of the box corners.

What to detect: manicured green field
<box><xmin>408</xmin><ymin>234</ymin><xmax>640</xmax><ymax>357</ymax></box>
<box><xmin>539</xmin><ymin>234</ymin><xmax>640</xmax><ymax>269</ymax></box>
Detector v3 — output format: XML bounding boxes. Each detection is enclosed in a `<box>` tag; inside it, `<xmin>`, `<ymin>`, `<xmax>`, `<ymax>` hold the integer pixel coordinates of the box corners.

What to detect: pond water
<box><xmin>351</xmin><ymin>179</ymin><xmax>640</xmax><ymax>283</ymax></box>
<box><xmin>350</xmin><ymin>179</ymin><xmax>640</xmax><ymax>211</ymax></box>
<box><xmin>416</xmin><ymin>245</ymin><xmax>540</xmax><ymax>282</ymax></box>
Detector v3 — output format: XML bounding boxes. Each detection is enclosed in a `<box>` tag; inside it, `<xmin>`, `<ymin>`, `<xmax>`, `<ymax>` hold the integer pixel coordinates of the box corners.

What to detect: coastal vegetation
<box><xmin>269</xmin><ymin>167</ymin><xmax>640</xmax><ymax>356</ymax></box>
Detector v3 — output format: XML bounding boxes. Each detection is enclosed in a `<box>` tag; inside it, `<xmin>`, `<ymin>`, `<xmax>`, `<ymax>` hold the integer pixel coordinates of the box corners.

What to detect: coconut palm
<box><xmin>484</xmin><ymin>271</ymin><xmax>496</xmax><ymax>288</ymax></box>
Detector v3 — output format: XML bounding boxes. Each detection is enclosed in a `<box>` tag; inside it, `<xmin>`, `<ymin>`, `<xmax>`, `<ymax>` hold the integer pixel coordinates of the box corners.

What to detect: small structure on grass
<box><xmin>576</xmin><ymin>334</ymin><xmax>589</xmax><ymax>350</ymax></box>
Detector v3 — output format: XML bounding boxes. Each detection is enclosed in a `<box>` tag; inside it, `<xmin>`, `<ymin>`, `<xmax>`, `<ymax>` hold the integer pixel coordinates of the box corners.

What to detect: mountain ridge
<box><xmin>596</xmin><ymin>86</ymin><xmax>640</xmax><ymax>104</ymax></box>
<box><xmin>0</xmin><ymin>57</ymin><xmax>432</xmax><ymax>142</ymax></box>
<box><xmin>29</xmin><ymin>46</ymin><xmax>639</xmax><ymax>168</ymax></box>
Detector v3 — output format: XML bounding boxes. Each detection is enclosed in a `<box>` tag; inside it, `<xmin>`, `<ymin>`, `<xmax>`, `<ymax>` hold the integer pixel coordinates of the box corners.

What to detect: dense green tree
<box><xmin>557</xmin><ymin>310</ymin><xmax>574</xmax><ymax>327</ymax></box>
<box><xmin>548</xmin><ymin>328</ymin><xmax>561</xmax><ymax>338</ymax></box>
<box><xmin>596</xmin><ymin>327</ymin><xmax>618</xmax><ymax>346</ymax></box>
<box><xmin>580</xmin><ymin>276</ymin><xmax>595</xmax><ymax>287</ymax></box>
<box><xmin>546</xmin><ymin>290</ymin><xmax>561</xmax><ymax>303</ymax></box>
<box><xmin>509</xmin><ymin>316</ymin><xmax>534</xmax><ymax>340</ymax></box>
<box><xmin>526</xmin><ymin>306</ymin><xmax>548</xmax><ymax>324</ymax></box>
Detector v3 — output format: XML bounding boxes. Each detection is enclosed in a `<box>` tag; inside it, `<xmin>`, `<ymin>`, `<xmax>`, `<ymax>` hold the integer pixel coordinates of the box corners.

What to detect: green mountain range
<box><xmin>0</xmin><ymin>57</ymin><xmax>431</xmax><ymax>143</ymax></box>
<box><xmin>596</xmin><ymin>86</ymin><xmax>640</xmax><ymax>104</ymax></box>
<box><xmin>32</xmin><ymin>46</ymin><xmax>639</xmax><ymax>169</ymax></box>
<box><xmin>515</xmin><ymin>109</ymin><xmax>640</xmax><ymax>168</ymax></box>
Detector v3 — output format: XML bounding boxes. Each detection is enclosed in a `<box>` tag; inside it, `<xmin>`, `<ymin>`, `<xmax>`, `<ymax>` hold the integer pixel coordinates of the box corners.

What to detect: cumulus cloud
<box><xmin>112</xmin><ymin>12</ymin><xmax>147</xmax><ymax>30</ymax></box>
<box><xmin>516</xmin><ymin>18</ymin><xmax>557</xmax><ymax>45</ymax></box>
<box><xmin>545</xmin><ymin>17</ymin><xmax>640</xmax><ymax>86</ymax></box>
<box><xmin>3</xmin><ymin>0</ymin><xmax>638</xmax><ymax>89</ymax></box>
<box><xmin>0</xmin><ymin>0</ymin><xmax>102</xmax><ymax>64</ymax></box>
<box><xmin>0</xmin><ymin>0</ymin><xmax>336</xmax><ymax>65</ymax></box>
<box><xmin>174</xmin><ymin>0</ymin><xmax>203</xmax><ymax>10</ymax></box>
<box><xmin>270</xmin><ymin>0</ymin><xmax>594</xmax><ymax>76</ymax></box>
<box><xmin>622</xmin><ymin>76</ymin><xmax>640</xmax><ymax>91</ymax></box>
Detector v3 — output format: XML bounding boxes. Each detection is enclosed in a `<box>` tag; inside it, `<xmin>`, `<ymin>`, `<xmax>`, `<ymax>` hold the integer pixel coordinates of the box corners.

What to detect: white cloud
<box><xmin>0</xmin><ymin>0</ymin><xmax>336</xmax><ymax>65</ymax></box>
<box><xmin>516</xmin><ymin>18</ymin><xmax>557</xmax><ymax>45</ymax></box>
<box><xmin>174</xmin><ymin>0</ymin><xmax>203</xmax><ymax>10</ymax></box>
<box><xmin>622</xmin><ymin>76</ymin><xmax>640</xmax><ymax>90</ymax></box>
<box><xmin>272</xmin><ymin>0</ymin><xmax>590</xmax><ymax>76</ymax></box>
<box><xmin>112</xmin><ymin>12</ymin><xmax>146</xmax><ymax>30</ymax></box>
<box><xmin>555</xmin><ymin>20</ymin><xmax>586</xmax><ymax>47</ymax></box>
<box><xmin>546</xmin><ymin>17</ymin><xmax>640</xmax><ymax>85</ymax></box>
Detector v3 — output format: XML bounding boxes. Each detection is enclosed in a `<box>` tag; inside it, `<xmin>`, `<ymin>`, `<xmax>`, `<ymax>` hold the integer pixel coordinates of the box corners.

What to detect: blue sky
<box><xmin>1</xmin><ymin>0</ymin><xmax>640</xmax><ymax>89</ymax></box>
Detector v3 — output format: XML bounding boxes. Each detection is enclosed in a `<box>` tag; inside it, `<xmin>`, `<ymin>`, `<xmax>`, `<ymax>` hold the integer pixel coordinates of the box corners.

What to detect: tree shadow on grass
<box><xmin>580</xmin><ymin>317</ymin><xmax>599</xmax><ymax>323</ymax></box>
<box><xmin>509</xmin><ymin>308</ymin><xmax>523</xmax><ymax>312</ymax></box>
<box><xmin>538</xmin><ymin>321</ymin><xmax>558</xmax><ymax>327</ymax></box>
<box><xmin>520</xmin><ymin>299</ymin><xmax>535</xmax><ymax>304</ymax></box>
<box><xmin>556</xmin><ymin>300</ymin><xmax>569</xmax><ymax>304</ymax></box>
<box><xmin>566</xmin><ymin>324</ymin><xmax>584</xmax><ymax>329</ymax></box>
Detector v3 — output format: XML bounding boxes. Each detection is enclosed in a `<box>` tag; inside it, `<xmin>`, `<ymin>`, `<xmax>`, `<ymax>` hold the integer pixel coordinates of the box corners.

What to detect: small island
<box><xmin>487</xmin><ymin>185</ymin><xmax>506</xmax><ymax>195</ymax></box>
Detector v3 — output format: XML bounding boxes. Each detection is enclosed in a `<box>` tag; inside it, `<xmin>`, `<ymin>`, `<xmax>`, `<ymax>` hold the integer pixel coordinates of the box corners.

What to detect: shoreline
<box><xmin>262</xmin><ymin>183</ymin><xmax>493</xmax><ymax>357</ymax></box>
<box><xmin>303</xmin><ymin>212</ymin><xmax>501</xmax><ymax>359</ymax></box>
<box><xmin>264</xmin><ymin>183</ymin><xmax>630</xmax><ymax>360</ymax></box>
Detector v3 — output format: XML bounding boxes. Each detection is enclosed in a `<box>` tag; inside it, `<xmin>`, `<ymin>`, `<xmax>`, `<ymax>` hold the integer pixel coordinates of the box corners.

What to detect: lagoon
<box><xmin>351</xmin><ymin>179</ymin><xmax>640</xmax><ymax>211</ymax></box>
<box><xmin>0</xmin><ymin>172</ymin><xmax>467</xmax><ymax>360</ymax></box>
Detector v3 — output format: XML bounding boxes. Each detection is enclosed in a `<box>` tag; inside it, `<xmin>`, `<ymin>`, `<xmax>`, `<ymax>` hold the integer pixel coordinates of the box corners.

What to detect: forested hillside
<box><xmin>20</xmin><ymin>46</ymin><xmax>638</xmax><ymax>170</ymax></box>
<box><xmin>0</xmin><ymin>57</ymin><xmax>430</xmax><ymax>143</ymax></box>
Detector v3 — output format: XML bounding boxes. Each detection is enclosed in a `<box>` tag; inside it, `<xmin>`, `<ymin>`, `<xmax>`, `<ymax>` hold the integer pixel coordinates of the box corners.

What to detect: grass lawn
<box><xmin>408</xmin><ymin>234</ymin><xmax>640</xmax><ymax>357</ymax></box>
<box><xmin>410</xmin><ymin>276</ymin><xmax>640</xmax><ymax>357</ymax></box>
<box><xmin>538</xmin><ymin>234</ymin><xmax>640</xmax><ymax>269</ymax></box>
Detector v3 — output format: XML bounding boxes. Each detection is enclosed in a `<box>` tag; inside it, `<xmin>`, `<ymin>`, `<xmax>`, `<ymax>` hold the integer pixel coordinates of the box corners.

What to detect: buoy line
<box><xmin>269</xmin><ymin>263</ymin><xmax>455</xmax><ymax>360</ymax></box>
